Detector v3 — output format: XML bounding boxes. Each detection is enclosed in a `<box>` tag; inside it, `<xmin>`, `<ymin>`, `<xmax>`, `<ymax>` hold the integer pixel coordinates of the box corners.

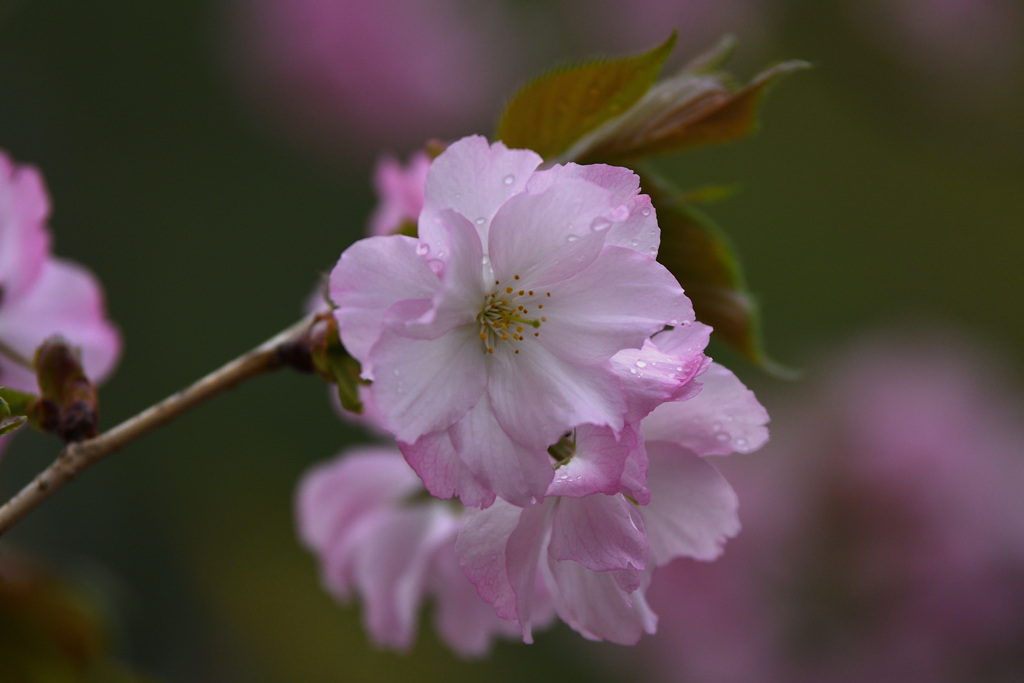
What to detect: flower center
<box><xmin>476</xmin><ymin>274</ymin><xmax>548</xmax><ymax>355</ymax></box>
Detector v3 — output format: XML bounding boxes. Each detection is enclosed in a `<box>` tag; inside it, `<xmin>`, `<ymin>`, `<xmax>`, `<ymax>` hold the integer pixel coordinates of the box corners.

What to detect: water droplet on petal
<box><xmin>567</xmin><ymin>235</ymin><xmax>578</xmax><ymax>243</ymax></box>
<box><xmin>475</xmin><ymin>217</ymin><xmax>486</xmax><ymax>226</ymax></box>
<box><xmin>630</xmin><ymin>239</ymin><xmax>640</xmax><ymax>247</ymax></box>
<box><xmin>641</xmin><ymin>208</ymin><xmax>651</xmax><ymax>217</ymax></box>
<box><xmin>610</xmin><ymin>204</ymin><xmax>629</xmax><ymax>221</ymax></box>
<box><xmin>635</xmin><ymin>360</ymin><xmax>647</xmax><ymax>368</ymax></box>
<box><xmin>629</xmin><ymin>367</ymin><xmax>637</xmax><ymax>374</ymax></box>
<box><xmin>503</xmin><ymin>174</ymin><xmax>515</xmax><ymax>185</ymax></box>
<box><xmin>675</xmin><ymin>366</ymin><xmax>683</xmax><ymax>372</ymax></box>
<box><xmin>415</xmin><ymin>243</ymin><xmax>430</xmax><ymax>256</ymax></box>
<box><xmin>715</xmin><ymin>433</ymin><xmax>730</xmax><ymax>443</ymax></box>
<box><xmin>736</xmin><ymin>438</ymin><xmax>748</xmax><ymax>449</ymax></box>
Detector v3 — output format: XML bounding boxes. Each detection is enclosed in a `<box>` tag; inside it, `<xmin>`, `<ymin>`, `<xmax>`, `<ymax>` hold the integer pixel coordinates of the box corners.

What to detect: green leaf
<box><xmin>0</xmin><ymin>414</ymin><xmax>27</xmax><ymax>436</ymax></box>
<box><xmin>567</xmin><ymin>57</ymin><xmax>809</xmax><ymax>165</ymax></box>
<box><xmin>648</xmin><ymin>177</ymin><xmax>785</xmax><ymax>373</ymax></box>
<box><xmin>310</xmin><ymin>318</ymin><xmax>366</xmax><ymax>414</ymax></box>
<box><xmin>496</xmin><ymin>32</ymin><xmax>676</xmax><ymax>158</ymax></box>
<box><xmin>0</xmin><ymin>386</ymin><xmax>37</xmax><ymax>416</ymax></box>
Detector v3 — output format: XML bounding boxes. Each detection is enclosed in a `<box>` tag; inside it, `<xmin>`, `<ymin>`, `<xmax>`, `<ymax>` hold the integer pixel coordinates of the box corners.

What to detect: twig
<box><xmin>0</xmin><ymin>313</ymin><xmax>317</xmax><ymax>536</ymax></box>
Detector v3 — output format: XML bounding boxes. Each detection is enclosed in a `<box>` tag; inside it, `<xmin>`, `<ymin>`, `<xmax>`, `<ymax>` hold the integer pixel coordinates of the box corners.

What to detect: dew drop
<box><xmin>715</xmin><ymin>433</ymin><xmax>730</xmax><ymax>443</ymax></box>
<box><xmin>641</xmin><ymin>208</ymin><xmax>651</xmax><ymax>217</ymax></box>
<box><xmin>635</xmin><ymin>360</ymin><xmax>647</xmax><ymax>368</ymax></box>
<box><xmin>415</xmin><ymin>242</ymin><xmax>430</xmax><ymax>256</ymax></box>
<box><xmin>736</xmin><ymin>438</ymin><xmax>748</xmax><ymax>449</ymax></box>
<box><xmin>475</xmin><ymin>217</ymin><xmax>486</xmax><ymax>226</ymax></box>
<box><xmin>567</xmin><ymin>235</ymin><xmax>579</xmax><ymax>243</ymax></box>
<box><xmin>675</xmin><ymin>366</ymin><xmax>683</xmax><ymax>372</ymax></box>
<box><xmin>503</xmin><ymin>174</ymin><xmax>515</xmax><ymax>185</ymax></box>
<box><xmin>629</xmin><ymin>367</ymin><xmax>638</xmax><ymax>374</ymax></box>
<box><xmin>630</xmin><ymin>239</ymin><xmax>640</xmax><ymax>247</ymax></box>
<box><xmin>610</xmin><ymin>204</ymin><xmax>629</xmax><ymax>221</ymax></box>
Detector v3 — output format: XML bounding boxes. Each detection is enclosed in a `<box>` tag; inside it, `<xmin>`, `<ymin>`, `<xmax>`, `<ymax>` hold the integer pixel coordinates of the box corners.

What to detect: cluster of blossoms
<box><xmin>297</xmin><ymin>136</ymin><xmax>769</xmax><ymax>652</ymax></box>
<box><xmin>0</xmin><ymin>151</ymin><xmax>120</xmax><ymax>454</ymax></box>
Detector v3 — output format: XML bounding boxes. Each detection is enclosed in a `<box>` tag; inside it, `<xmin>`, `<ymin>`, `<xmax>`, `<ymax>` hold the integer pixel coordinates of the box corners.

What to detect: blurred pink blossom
<box><xmin>612</xmin><ymin>331</ymin><xmax>1024</xmax><ymax>682</ymax></box>
<box><xmin>0</xmin><ymin>152</ymin><xmax>121</xmax><ymax>453</ymax></box>
<box><xmin>225</xmin><ymin>0</ymin><xmax>521</xmax><ymax>158</ymax></box>
<box><xmin>850</xmin><ymin>0</ymin><xmax>1023</xmax><ymax>97</ymax></box>
<box><xmin>295</xmin><ymin>446</ymin><xmax>538</xmax><ymax>656</ymax></box>
<box><xmin>366</xmin><ymin>151</ymin><xmax>431</xmax><ymax>237</ymax></box>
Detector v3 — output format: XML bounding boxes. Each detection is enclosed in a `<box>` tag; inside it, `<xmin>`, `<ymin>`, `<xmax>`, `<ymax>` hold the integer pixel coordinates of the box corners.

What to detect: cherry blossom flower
<box><xmin>0</xmin><ymin>151</ymin><xmax>120</xmax><ymax>452</ymax></box>
<box><xmin>295</xmin><ymin>447</ymin><xmax>546</xmax><ymax>656</ymax></box>
<box><xmin>331</xmin><ymin>135</ymin><xmax>691</xmax><ymax>506</ymax></box>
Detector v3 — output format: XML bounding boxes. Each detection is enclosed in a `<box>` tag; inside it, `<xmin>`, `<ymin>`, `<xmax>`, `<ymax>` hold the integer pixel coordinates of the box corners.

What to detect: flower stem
<box><xmin>0</xmin><ymin>313</ymin><xmax>318</xmax><ymax>536</ymax></box>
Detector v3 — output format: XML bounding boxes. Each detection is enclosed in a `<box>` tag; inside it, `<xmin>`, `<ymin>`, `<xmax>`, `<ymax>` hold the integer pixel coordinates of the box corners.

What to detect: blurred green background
<box><xmin>1</xmin><ymin>1</ymin><xmax>1022</xmax><ymax>680</ymax></box>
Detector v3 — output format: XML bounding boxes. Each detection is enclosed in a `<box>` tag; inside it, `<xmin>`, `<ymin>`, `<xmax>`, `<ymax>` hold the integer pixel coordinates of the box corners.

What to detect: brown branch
<box><xmin>0</xmin><ymin>313</ymin><xmax>317</xmax><ymax>536</ymax></box>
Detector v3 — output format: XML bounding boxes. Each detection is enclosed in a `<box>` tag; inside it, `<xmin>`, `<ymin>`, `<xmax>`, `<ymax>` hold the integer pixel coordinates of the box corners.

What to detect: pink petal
<box><xmin>486</xmin><ymin>342</ymin><xmax>627</xmax><ymax>451</ymax></box>
<box><xmin>547</xmin><ymin>493</ymin><xmax>648</xmax><ymax>573</ymax></box>
<box><xmin>535</xmin><ymin>246</ymin><xmax>693</xmax><ymax>365</ymax></box>
<box><xmin>428</xmin><ymin>538</ymin><xmax>522</xmax><ymax>657</ymax></box>
<box><xmin>449</xmin><ymin>393</ymin><xmax>554</xmax><ymax>506</ymax></box>
<box><xmin>0</xmin><ymin>152</ymin><xmax>50</xmax><ymax>301</ymax></box>
<box><xmin>401</xmin><ymin>429</ymin><xmax>496</xmax><ymax>508</ymax></box>
<box><xmin>487</xmin><ymin>179</ymin><xmax>614</xmax><ymax>289</ymax></box>
<box><xmin>353</xmin><ymin>506</ymin><xmax>454</xmax><ymax>651</ymax></box>
<box><xmin>295</xmin><ymin>448</ymin><xmax>423</xmax><ymax>593</ymax></box>
<box><xmin>0</xmin><ymin>257</ymin><xmax>121</xmax><ymax>392</ymax></box>
<box><xmin>547</xmin><ymin>423</ymin><xmax>641</xmax><ymax>498</ymax></box>
<box><xmin>456</xmin><ymin>500</ymin><xmax>527</xmax><ymax>622</ymax></box>
<box><xmin>642</xmin><ymin>441</ymin><xmax>740</xmax><ymax>566</ymax></box>
<box><xmin>419</xmin><ymin>136</ymin><xmax>542</xmax><ymax>248</ymax></box>
<box><xmin>366</xmin><ymin>152</ymin><xmax>430</xmax><ymax>237</ymax></box>
<box><xmin>542</xmin><ymin>556</ymin><xmax>658</xmax><ymax>644</ymax></box>
<box><xmin>641</xmin><ymin>362</ymin><xmax>770</xmax><ymax>456</ymax></box>
<box><xmin>504</xmin><ymin>503</ymin><xmax>553</xmax><ymax>643</ymax></box>
<box><xmin>526</xmin><ymin>162</ymin><xmax>661</xmax><ymax>256</ymax></box>
<box><xmin>369</xmin><ymin>322</ymin><xmax>487</xmax><ymax>443</ymax></box>
<box><xmin>330</xmin><ymin>235</ymin><xmax>440</xmax><ymax>375</ymax></box>
<box><xmin>612</xmin><ymin>338</ymin><xmax>708</xmax><ymax>423</ymax></box>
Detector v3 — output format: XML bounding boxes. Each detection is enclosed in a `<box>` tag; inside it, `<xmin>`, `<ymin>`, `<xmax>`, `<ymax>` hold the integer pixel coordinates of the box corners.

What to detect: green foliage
<box><xmin>0</xmin><ymin>386</ymin><xmax>37</xmax><ymax>436</ymax></box>
<box><xmin>647</xmin><ymin>176</ymin><xmax>787</xmax><ymax>374</ymax></box>
<box><xmin>498</xmin><ymin>34</ymin><xmax>805</xmax><ymax>371</ymax></box>
<box><xmin>310</xmin><ymin>316</ymin><xmax>367</xmax><ymax>414</ymax></box>
<box><xmin>496</xmin><ymin>32</ymin><xmax>676</xmax><ymax>158</ymax></box>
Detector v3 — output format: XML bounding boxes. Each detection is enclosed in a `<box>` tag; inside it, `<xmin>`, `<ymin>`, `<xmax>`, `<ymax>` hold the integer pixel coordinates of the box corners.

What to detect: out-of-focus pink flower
<box><xmin>0</xmin><ymin>152</ymin><xmax>120</xmax><ymax>415</ymax></box>
<box><xmin>331</xmin><ymin>136</ymin><xmax>690</xmax><ymax>507</ymax></box>
<box><xmin>850</xmin><ymin>0</ymin><xmax>1023</xmax><ymax>98</ymax></box>
<box><xmin>295</xmin><ymin>447</ymin><xmax>534</xmax><ymax>656</ymax></box>
<box><xmin>226</xmin><ymin>0</ymin><xmax>521</xmax><ymax>158</ymax></box>
<box><xmin>615</xmin><ymin>331</ymin><xmax>1024</xmax><ymax>682</ymax></box>
<box><xmin>366</xmin><ymin>152</ymin><xmax>431</xmax><ymax>237</ymax></box>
